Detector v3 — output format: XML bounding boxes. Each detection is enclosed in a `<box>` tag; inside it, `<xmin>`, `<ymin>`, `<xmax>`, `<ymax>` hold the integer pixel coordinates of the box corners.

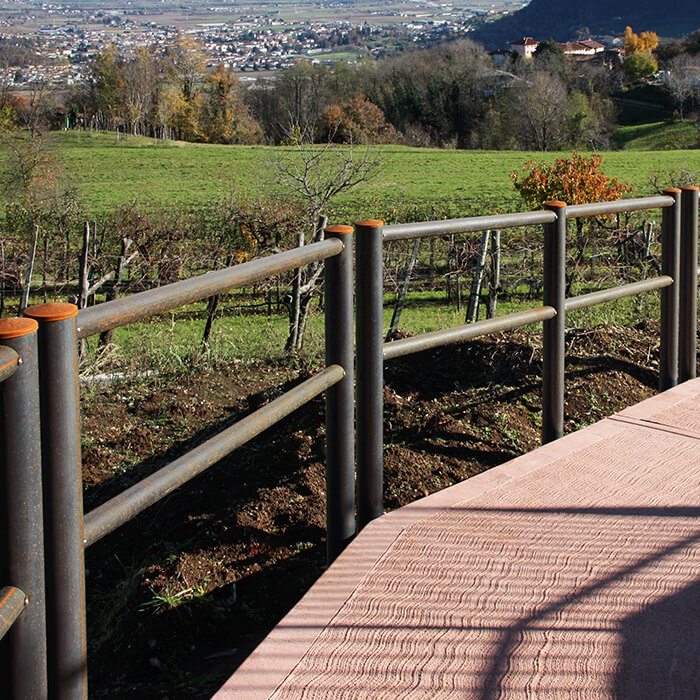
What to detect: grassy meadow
<box><xmin>613</xmin><ymin>120</ymin><xmax>699</xmax><ymax>151</ymax></box>
<box><xmin>18</xmin><ymin>129</ymin><xmax>698</xmax><ymax>370</ymax></box>
<box><xmin>51</xmin><ymin>130</ymin><xmax>700</xmax><ymax>222</ymax></box>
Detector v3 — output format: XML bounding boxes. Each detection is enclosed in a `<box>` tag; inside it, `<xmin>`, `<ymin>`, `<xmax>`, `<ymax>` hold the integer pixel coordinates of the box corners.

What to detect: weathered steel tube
<box><xmin>383</xmin><ymin>210</ymin><xmax>556</xmax><ymax>242</ymax></box>
<box><xmin>0</xmin><ymin>317</ymin><xmax>48</xmax><ymax>700</ymax></box>
<box><xmin>565</xmin><ymin>276</ymin><xmax>673</xmax><ymax>313</ymax></box>
<box><xmin>23</xmin><ymin>303</ymin><xmax>87</xmax><ymax>700</ymax></box>
<box><xmin>83</xmin><ymin>365</ymin><xmax>344</xmax><ymax>547</ymax></box>
<box><xmin>355</xmin><ymin>219</ymin><xmax>385</xmax><ymax>531</ymax></box>
<box><xmin>0</xmin><ymin>345</ymin><xmax>19</xmax><ymax>383</ymax></box>
<box><xmin>565</xmin><ymin>196</ymin><xmax>675</xmax><ymax>219</ymax></box>
<box><xmin>383</xmin><ymin>307</ymin><xmax>556</xmax><ymax>361</ymax></box>
<box><xmin>679</xmin><ymin>186</ymin><xmax>699</xmax><ymax>382</ymax></box>
<box><xmin>542</xmin><ymin>201</ymin><xmax>567</xmax><ymax>444</ymax></box>
<box><xmin>0</xmin><ymin>587</ymin><xmax>26</xmax><ymax>641</ymax></box>
<box><xmin>660</xmin><ymin>189</ymin><xmax>682</xmax><ymax>390</ymax></box>
<box><xmin>77</xmin><ymin>238</ymin><xmax>344</xmax><ymax>338</ymax></box>
<box><xmin>324</xmin><ymin>226</ymin><xmax>355</xmax><ymax>563</ymax></box>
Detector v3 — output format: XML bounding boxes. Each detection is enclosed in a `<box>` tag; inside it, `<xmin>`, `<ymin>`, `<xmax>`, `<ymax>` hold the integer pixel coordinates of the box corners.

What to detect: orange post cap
<box><xmin>24</xmin><ymin>302</ymin><xmax>78</xmax><ymax>323</ymax></box>
<box><xmin>680</xmin><ymin>185</ymin><xmax>699</xmax><ymax>191</ymax></box>
<box><xmin>662</xmin><ymin>188</ymin><xmax>682</xmax><ymax>194</ymax></box>
<box><xmin>355</xmin><ymin>219</ymin><xmax>384</xmax><ymax>228</ymax></box>
<box><xmin>0</xmin><ymin>317</ymin><xmax>39</xmax><ymax>340</ymax></box>
<box><xmin>544</xmin><ymin>200</ymin><xmax>567</xmax><ymax>208</ymax></box>
<box><xmin>325</xmin><ymin>224</ymin><xmax>354</xmax><ymax>236</ymax></box>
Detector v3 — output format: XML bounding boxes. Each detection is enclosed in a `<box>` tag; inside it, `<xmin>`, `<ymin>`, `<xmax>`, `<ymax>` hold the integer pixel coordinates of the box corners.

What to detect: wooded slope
<box><xmin>472</xmin><ymin>0</ymin><xmax>700</xmax><ymax>48</ymax></box>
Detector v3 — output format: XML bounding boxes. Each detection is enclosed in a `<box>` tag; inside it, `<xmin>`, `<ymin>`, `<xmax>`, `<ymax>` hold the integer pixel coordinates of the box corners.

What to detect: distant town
<box><xmin>0</xmin><ymin>0</ymin><xmax>538</xmax><ymax>87</ymax></box>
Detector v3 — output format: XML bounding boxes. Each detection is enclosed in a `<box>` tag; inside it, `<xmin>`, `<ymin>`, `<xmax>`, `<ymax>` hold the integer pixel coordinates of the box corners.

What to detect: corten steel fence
<box><xmin>2</xmin><ymin>225</ymin><xmax>355</xmax><ymax>700</ymax></box>
<box><xmin>0</xmin><ymin>187</ymin><xmax>698</xmax><ymax>699</ymax></box>
<box><xmin>355</xmin><ymin>188</ymin><xmax>699</xmax><ymax>529</ymax></box>
<box><xmin>0</xmin><ymin>320</ymin><xmax>48</xmax><ymax>700</ymax></box>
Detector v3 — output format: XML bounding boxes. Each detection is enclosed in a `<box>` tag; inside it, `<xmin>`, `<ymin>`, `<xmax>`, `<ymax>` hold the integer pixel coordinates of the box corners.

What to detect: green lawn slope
<box><xmin>614</xmin><ymin>120</ymin><xmax>699</xmax><ymax>151</ymax></box>
<box><xmin>51</xmin><ymin>130</ymin><xmax>700</xmax><ymax>220</ymax></box>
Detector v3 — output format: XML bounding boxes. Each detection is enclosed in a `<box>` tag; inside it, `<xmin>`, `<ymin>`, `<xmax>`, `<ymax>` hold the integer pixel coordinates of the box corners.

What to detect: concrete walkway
<box><xmin>215</xmin><ymin>379</ymin><xmax>700</xmax><ymax>699</ymax></box>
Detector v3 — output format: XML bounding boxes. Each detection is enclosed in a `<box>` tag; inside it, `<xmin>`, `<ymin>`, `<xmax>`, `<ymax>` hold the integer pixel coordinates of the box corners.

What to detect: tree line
<box><xmin>75</xmin><ymin>36</ymin><xmax>617</xmax><ymax>151</ymax></box>
<box><xmin>2</xmin><ymin>28</ymin><xmax>698</xmax><ymax>151</ymax></box>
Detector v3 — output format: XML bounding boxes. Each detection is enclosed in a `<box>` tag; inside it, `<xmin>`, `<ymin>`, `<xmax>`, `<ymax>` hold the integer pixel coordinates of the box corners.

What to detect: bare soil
<box><xmin>82</xmin><ymin>322</ymin><xmax>668</xmax><ymax>698</ymax></box>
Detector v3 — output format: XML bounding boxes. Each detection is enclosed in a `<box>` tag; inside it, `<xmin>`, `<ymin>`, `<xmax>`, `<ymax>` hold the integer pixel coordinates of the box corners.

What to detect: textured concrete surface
<box><xmin>215</xmin><ymin>378</ymin><xmax>700</xmax><ymax>699</ymax></box>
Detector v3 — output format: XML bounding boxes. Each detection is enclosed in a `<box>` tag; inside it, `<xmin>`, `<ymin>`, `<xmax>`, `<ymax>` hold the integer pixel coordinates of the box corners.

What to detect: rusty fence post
<box><xmin>324</xmin><ymin>225</ymin><xmax>355</xmax><ymax>563</ymax></box>
<box><xmin>542</xmin><ymin>201</ymin><xmax>567</xmax><ymax>444</ymax></box>
<box><xmin>355</xmin><ymin>219</ymin><xmax>384</xmax><ymax>532</ymax></box>
<box><xmin>0</xmin><ymin>318</ymin><xmax>48</xmax><ymax>700</ymax></box>
<box><xmin>679</xmin><ymin>186</ymin><xmax>699</xmax><ymax>383</ymax></box>
<box><xmin>24</xmin><ymin>303</ymin><xmax>87</xmax><ymax>700</ymax></box>
<box><xmin>660</xmin><ymin>189</ymin><xmax>682</xmax><ymax>390</ymax></box>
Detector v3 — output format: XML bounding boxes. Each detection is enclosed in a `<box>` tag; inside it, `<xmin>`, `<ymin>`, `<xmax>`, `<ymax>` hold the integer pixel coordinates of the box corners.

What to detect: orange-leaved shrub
<box><xmin>511</xmin><ymin>152</ymin><xmax>633</xmax><ymax>210</ymax></box>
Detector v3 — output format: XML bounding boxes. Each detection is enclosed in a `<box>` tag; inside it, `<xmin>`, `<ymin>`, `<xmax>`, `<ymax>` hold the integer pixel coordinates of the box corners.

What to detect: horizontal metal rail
<box><xmin>565</xmin><ymin>276</ymin><xmax>673</xmax><ymax>312</ymax></box>
<box><xmin>566</xmin><ymin>196</ymin><xmax>674</xmax><ymax>218</ymax></box>
<box><xmin>383</xmin><ymin>306</ymin><xmax>556</xmax><ymax>361</ymax></box>
<box><xmin>0</xmin><ymin>586</ymin><xmax>26</xmax><ymax>641</ymax></box>
<box><xmin>0</xmin><ymin>345</ymin><xmax>19</xmax><ymax>383</ymax></box>
<box><xmin>383</xmin><ymin>211</ymin><xmax>557</xmax><ymax>242</ymax></box>
<box><xmin>77</xmin><ymin>238</ymin><xmax>344</xmax><ymax>338</ymax></box>
<box><xmin>382</xmin><ymin>196</ymin><xmax>676</xmax><ymax>243</ymax></box>
<box><xmin>83</xmin><ymin>364</ymin><xmax>345</xmax><ymax>546</ymax></box>
<box><xmin>383</xmin><ymin>274</ymin><xmax>672</xmax><ymax>362</ymax></box>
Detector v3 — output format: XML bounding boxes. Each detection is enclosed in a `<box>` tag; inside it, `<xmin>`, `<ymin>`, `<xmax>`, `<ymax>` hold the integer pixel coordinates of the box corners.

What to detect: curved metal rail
<box><xmin>0</xmin><ymin>345</ymin><xmax>19</xmax><ymax>383</ymax></box>
<box><xmin>566</xmin><ymin>195</ymin><xmax>674</xmax><ymax>218</ymax></box>
<box><xmin>383</xmin><ymin>307</ymin><xmax>556</xmax><ymax>361</ymax></box>
<box><xmin>0</xmin><ymin>586</ymin><xmax>26</xmax><ymax>640</ymax></box>
<box><xmin>383</xmin><ymin>211</ymin><xmax>556</xmax><ymax>242</ymax></box>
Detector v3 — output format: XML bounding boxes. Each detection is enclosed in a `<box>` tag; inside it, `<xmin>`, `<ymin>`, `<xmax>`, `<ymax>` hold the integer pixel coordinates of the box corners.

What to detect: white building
<box><xmin>510</xmin><ymin>37</ymin><xmax>539</xmax><ymax>58</ymax></box>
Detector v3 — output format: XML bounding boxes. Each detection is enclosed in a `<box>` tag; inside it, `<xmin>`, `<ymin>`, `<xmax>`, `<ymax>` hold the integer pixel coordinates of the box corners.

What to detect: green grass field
<box><xmin>51</xmin><ymin>130</ymin><xmax>700</xmax><ymax>222</ymax></box>
<box><xmin>614</xmin><ymin>120</ymin><xmax>699</xmax><ymax>151</ymax></box>
<box><xmin>20</xmin><ymin>129</ymin><xmax>697</xmax><ymax>371</ymax></box>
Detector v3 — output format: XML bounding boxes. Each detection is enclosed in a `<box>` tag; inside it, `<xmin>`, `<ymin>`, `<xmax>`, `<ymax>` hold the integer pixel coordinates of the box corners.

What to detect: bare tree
<box><xmin>272</xmin><ymin>61</ymin><xmax>331</xmax><ymax>142</ymax></box>
<box><xmin>20</xmin><ymin>80</ymin><xmax>50</xmax><ymax>138</ymax></box>
<box><xmin>510</xmin><ymin>72</ymin><xmax>567</xmax><ymax>151</ymax></box>
<box><xmin>386</xmin><ymin>238</ymin><xmax>420</xmax><ymax>342</ymax></box>
<box><xmin>274</xmin><ymin>124</ymin><xmax>379</xmax><ymax>352</ymax></box>
<box><xmin>662</xmin><ymin>54</ymin><xmax>698</xmax><ymax>119</ymax></box>
<box><xmin>0</xmin><ymin>127</ymin><xmax>53</xmax><ymax>202</ymax></box>
<box><xmin>0</xmin><ymin>91</ymin><xmax>57</xmax><ymax>313</ymax></box>
<box><xmin>124</xmin><ymin>48</ymin><xmax>156</xmax><ymax>136</ymax></box>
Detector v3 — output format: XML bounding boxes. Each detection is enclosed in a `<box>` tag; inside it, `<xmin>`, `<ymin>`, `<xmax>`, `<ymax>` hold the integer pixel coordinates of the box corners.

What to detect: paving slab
<box><xmin>215</xmin><ymin>378</ymin><xmax>700</xmax><ymax>699</ymax></box>
<box><xmin>614</xmin><ymin>376</ymin><xmax>700</xmax><ymax>438</ymax></box>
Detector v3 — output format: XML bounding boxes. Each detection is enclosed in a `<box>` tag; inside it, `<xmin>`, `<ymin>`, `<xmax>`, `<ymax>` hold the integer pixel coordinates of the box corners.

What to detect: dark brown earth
<box><xmin>81</xmin><ymin>322</ymin><xmax>668</xmax><ymax>699</ymax></box>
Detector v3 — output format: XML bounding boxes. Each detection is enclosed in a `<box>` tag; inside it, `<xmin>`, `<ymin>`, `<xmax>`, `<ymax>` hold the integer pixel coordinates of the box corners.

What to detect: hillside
<box><xmin>472</xmin><ymin>0</ymin><xmax>700</xmax><ymax>49</ymax></box>
<box><xmin>48</xmin><ymin>131</ymin><xmax>700</xmax><ymax>218</ymax></box>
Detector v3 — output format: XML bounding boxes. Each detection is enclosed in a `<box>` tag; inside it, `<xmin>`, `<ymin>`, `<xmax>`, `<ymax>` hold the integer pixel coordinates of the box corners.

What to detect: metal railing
<box><xmin>1</xmin><ymin>226</ymin><xmax>355</xmax><ymax>699</ymax></box>
<box><xmin>354</xmin><ymin>188</ymin><xmax>699</xmax><ymax>529</ymax></box>
<box><xmin>0</xmin><ymin>186</ymin><xmax>697</xmax><ymax>699</ymax></box>
<box><xmin>0</xmin><ymin>321</ymin><xmax>47</xmax><ymax>699</ymax></box>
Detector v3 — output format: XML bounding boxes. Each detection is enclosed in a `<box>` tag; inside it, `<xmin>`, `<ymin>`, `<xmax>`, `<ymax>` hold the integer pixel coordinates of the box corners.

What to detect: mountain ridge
<box><xmin>472</xmin><ymin>0</ymin><xmax>700</xmax><ymax>49</ymax></box>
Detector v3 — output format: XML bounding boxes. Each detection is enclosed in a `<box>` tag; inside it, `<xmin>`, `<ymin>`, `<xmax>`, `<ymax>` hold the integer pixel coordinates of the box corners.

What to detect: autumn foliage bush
<box><xmin>511</xmin><ymin>152</ymin><xmax>633</xmax><ymax>209</ymax></box>
<box><xmin>512</xmin><ymin>152</ymin><xmax>636</xmax><ymax>295</ymax></box>
<box><xmin>320</xmin><ymin>93</ymin><xmax>396</xmax><ymax>145</ymax></box>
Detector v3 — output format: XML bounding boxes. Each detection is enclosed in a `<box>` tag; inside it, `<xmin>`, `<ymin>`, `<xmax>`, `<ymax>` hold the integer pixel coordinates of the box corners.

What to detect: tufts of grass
<box><xmin>79</xmin><ymin>304</ymin><xmax>326</xmax><ymax>377</ymax></box>
<box><xmin>140</xmin><ymin>575</ymin><xmax>209</xmax><ymax>613</ymax></box>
